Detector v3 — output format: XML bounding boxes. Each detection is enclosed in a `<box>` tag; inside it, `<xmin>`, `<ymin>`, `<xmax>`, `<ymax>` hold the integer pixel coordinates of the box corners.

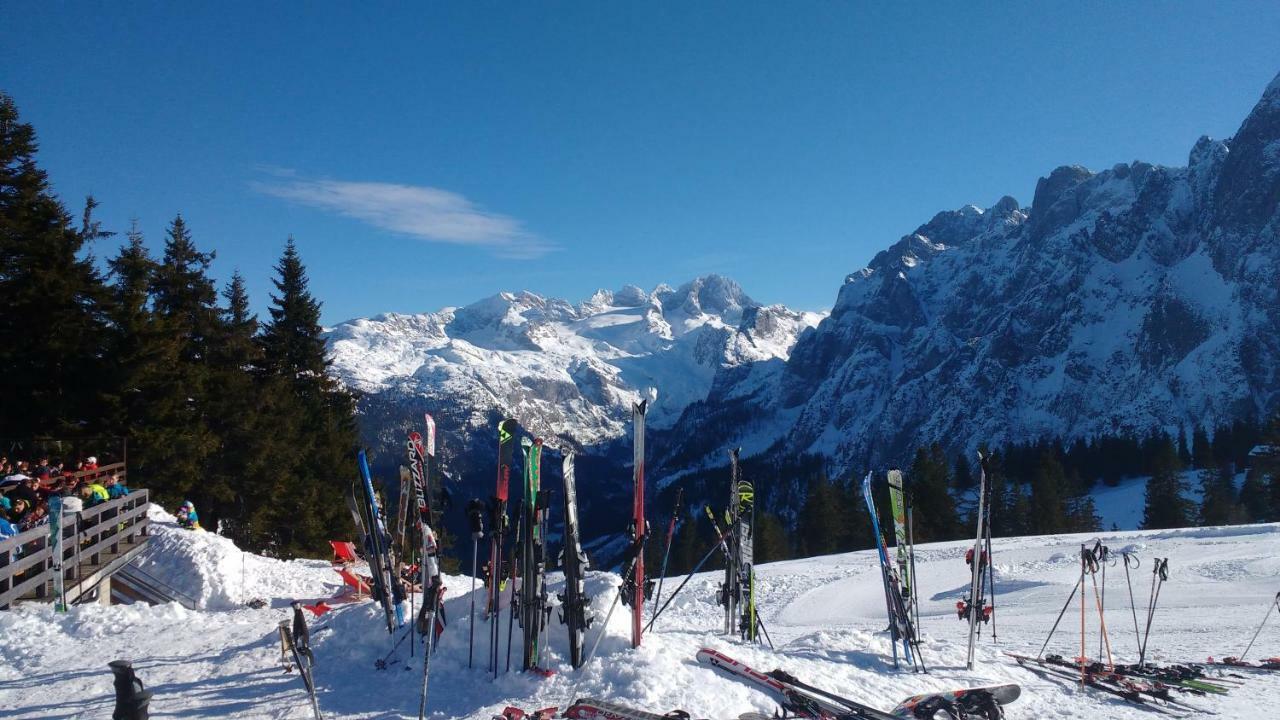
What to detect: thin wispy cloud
<box><xmin>253</xmin><ymin>170</ymin><xmax>555</xmax><ymax>258</ymax></box>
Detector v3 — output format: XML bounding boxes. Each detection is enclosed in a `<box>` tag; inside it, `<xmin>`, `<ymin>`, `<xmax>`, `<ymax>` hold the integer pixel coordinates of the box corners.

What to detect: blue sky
<box><xmin>3</xmin><ymin>3</ymin><xmax>1278</xmax><ymax>323</ymax></box>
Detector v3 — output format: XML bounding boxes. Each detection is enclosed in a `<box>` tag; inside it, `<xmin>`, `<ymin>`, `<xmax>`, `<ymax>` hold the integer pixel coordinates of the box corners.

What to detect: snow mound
<box><xmin>134</xmin><ymin>505</ymin><xmax>334</xmax><ymax>610</ymax></box>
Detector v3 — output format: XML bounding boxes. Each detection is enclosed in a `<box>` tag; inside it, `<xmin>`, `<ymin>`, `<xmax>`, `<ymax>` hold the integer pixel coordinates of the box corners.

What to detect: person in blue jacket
<box><xmin>176</xmin><ymin>500</ymin><xmax>202</xmax><ymax>530</ymax></box>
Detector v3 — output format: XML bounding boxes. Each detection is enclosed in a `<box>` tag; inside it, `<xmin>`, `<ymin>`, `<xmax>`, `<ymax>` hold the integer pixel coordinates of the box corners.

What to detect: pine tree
<box><xmin>1030</xmin><ymin>451</ymin><xmax>1069</xmax><ymax>533</ymax></box>
<box><xmin>1067</xmin><ymin>493</ymin><xmax>1102</xmax><ymax>533</ymax></box>
<box><xmin>1239</xmin><ymin>466</ymin><xmax>1271</xmax><ymax>522</ymax></box>
<box><xmin>951</xmin><ymin>453</ymin><xmax>975</xmax><ymax>491</ymax></box>
<box><xmin>204</xmin><ymin>271</ymin><xmax>267</xmax><ymax>540</ymax></box>
<box><xmin>1198</xmin><ymin>462</ymin><xmax>1241</xmax><ymax>526</ymax></box>
<box><xmin>669</xmin><ymin>513</ymin><xmax>701</xmax><ymax>575</ymax></box>
<box><xmin>798</xmin><ymin>476</ymin><xmax>844</xmax><ymax>556</ymax></box>
<box><xmin>140</xmin><ymin>215</ymin><xmax>222</xmax><ymax>507</ymax></box>
<box><xmin>1259</xmin><ymin>414</ymin><xmax>1280</xmax><ymax>522</ymax></box>
<box><xmin>909</xmin><ymin>445</ymin><xmax>960</xmax><ymax>542</ymax></box>
<box><xmin>1191</xmin><ymin>426</ymin><xmax>1214</xmax><ymax>470</ymax></box>
<box><xmin>0</xmin><ymin>94</ymin><xmax>112</xmax><ymax>436</ymax></box>
<box><xmin>1141</xmin><ymin>437</ymin><xmax>1191</xmax><ymax>529</ymax></box>
<box><xmin>1176</xmin><ymin>426</ymin><xmax>1192</xmax><ymax>467</ymax></box>
<box><xmin>257</xmin><ymin>238</ymin><xmax>357</xmax><ymax>555</ymax></box>
<box><xmin>103</xmin><ymin>222</ymin><xmax>171</xmax><ymax>437</ymax></box>
<box><xmin>260</xmin><ymin>237</ymin><xmax>328</xmax><ymax>381</ymax></box>
<box><xmin>754</xmin><ymin>512</ymin><xmax>790</xmax><ymax>564</ymax></box>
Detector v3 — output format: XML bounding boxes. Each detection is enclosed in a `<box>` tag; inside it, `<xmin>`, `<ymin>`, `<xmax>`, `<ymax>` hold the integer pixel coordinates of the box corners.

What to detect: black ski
<box><xmin>559</xmin><ymin>451</ymin><xmax>592</xmax><ymax>669</ymax></box>
<box><xmin>489</xmin><ymin>418</ymin><xmax>518</xmax><ymax>678</ymax></box>
<box><xmin>287</xmin><ymin>601</ymin><xmax>323</xmax><ymax>720</ymax></box>
<box><xmin>520</xmin><ymin>436</ymin><xmax>549</xmax><ymax>671</ymax></box>
<box><xmin>733</xmin><ymin>450</ymin><xmax>758</xmax><ymax>643</ymax></box>
<box><xmin>1008</xmin><ymin>653</ymin><xmax>1200</xmax><ymax>714</ymax></box>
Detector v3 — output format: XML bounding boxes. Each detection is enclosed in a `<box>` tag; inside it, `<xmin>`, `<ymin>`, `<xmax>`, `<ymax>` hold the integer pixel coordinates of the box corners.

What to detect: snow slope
<box><xmin>2</xmin><ymin>511</ymin><xmax>1279</xmax><ymax>719</ymax></box>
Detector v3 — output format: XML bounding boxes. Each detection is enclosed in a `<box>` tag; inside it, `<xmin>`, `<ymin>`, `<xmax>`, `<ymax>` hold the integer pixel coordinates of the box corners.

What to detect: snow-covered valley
<box><xmin>3</xmin><ymin>508</ymin><xmax>1278</xmax><ymax>719</ymax></box>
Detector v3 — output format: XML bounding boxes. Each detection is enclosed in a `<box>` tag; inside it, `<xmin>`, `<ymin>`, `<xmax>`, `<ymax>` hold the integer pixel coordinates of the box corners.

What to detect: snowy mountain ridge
<box><xmin>655</xmin><ymin>70</ymin><xmax>1280</xmax><ymax>476</ymax></box>
<box><xmin>326</xmin><ymin>275</ymin><xmax>824</xmax><ymax>452</ymax></box>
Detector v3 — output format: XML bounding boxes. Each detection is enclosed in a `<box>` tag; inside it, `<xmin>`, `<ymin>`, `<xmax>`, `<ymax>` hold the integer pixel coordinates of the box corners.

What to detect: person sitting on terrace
<box><xmin>18</xmin><ymin>501</ymin><xmax>47</xmax><ymax>532</ymax></box>
<box><xmin>104</xmin><ymin>473</ymin><xmax>129</xmax><ymax>499</ymax></box>
<box><xmin>176</xmin><ymin>501</ymin><xmax>201</xmax><ymax>530</ymax></box>
<box><xmin>80</xmin><ymin>481</ymin><xmax>108</xmax><ymax>507</ymax></box>
<box><xmin>0</xmin><ymin>508</ymin><xmax>18</xmax><ymax>537</ymax></box>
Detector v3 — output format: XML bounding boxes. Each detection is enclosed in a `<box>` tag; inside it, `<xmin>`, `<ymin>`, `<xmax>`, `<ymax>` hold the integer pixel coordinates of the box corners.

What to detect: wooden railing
<box><xmin>68</xmin><ymin>460</ymin><xmax>127</xmax><ymax>484</ymax></box>
<box><xmin>0</xmin><ymin>488</ymin><xmax>150</xmax><ymax>609</ymax></box>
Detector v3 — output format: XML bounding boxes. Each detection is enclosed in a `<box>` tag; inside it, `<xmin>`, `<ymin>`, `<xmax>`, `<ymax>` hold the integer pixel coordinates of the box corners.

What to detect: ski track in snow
<box><xmin>2</xmin><ymin>514</ymin><xmax>1279</xmax><ymax>719</ymax></box>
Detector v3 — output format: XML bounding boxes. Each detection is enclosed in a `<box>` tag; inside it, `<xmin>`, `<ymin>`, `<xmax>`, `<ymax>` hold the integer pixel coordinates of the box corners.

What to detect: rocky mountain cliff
<box><xmin>655</xmin><ymin>72</ymin><xmax>1280</xmax><ymax>480</ymax></box>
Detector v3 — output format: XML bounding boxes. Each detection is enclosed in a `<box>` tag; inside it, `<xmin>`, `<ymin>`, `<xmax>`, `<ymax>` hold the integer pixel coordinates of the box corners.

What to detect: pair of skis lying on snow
<box><xmin>1007</xmin><ymin>653</ymin><xmax>1226</xmax><ymax>716</ymax></box>
<box><xmin>499</xmin><ymin>647</ymin><xmax>1019</xmax><ymax>720</ymax></box>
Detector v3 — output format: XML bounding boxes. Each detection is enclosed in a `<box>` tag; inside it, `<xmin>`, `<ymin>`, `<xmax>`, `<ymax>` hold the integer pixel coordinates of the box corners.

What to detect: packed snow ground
<box><xmin>2</xmin><ymin>509</ymin><xmax>1279</xmax><ymax>719</ymax></box>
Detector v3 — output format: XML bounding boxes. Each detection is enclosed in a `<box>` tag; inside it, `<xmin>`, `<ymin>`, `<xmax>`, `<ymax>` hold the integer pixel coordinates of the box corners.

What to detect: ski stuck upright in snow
<box><xmin>620</xmin><ymin>399</ymin><xmax>650</xmax><ymax>649</ymax></box>
<box><xmin>959</xmin><ymin>450</ymin><xmax>996</xmax><ymax>670</ymax></box>
<box><xmin>862</xmin><ymin>471</ymin><xmax>925</xmax><ymax>672</ymax></box>
<box><xmin>559</xmin><ymin>451</ymin><xmax>592</xmax><ymax>669</ymax></box>
<box><xmin>489</xmin><ymin>418</ymin><xmax>519</xmax><ymax>678</ymax></box>
<box><xmin>410</xmin><ymin>414</ymin><xmax>447</xmax><ymax>719</ymax></box>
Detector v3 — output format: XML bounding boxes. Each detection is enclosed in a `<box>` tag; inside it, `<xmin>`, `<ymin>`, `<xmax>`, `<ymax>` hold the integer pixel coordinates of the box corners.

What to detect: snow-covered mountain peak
<box><xmin>654</xmin><ymin>274</ymin><xmax>756</xmax><ymax>329</ymax></box>
<box><xmin>326</xmin><ymin>277</ymin><xmax>820</xmax><ymax>456</ymax></box>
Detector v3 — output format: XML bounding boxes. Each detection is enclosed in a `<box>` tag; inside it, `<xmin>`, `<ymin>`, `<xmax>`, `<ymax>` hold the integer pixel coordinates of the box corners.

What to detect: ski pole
<box><xmin>650</xmin><ymin>487</ymin><xmax>683</xmax><ymax>623</ymax></box>
<box><xmin>506</xmin><ymin>503</ymin><xmax>523</xmax><ymax>674</ymax></box>
<box><xmin>644</xmin><ymin>509</ymin><xmax>736</xmax><ymax>632</ymax></box>
<box><xmin>756</xmin><ymin>614</ymin><xmax>775</xmax><ymax>651</ymax></box>
<box><xmin>1122</xmin><ymin>552</ymin><xmax>1142</xmax><ymax>658</ymax></box>
<box><xmin>1139</xmin><ymin>558</ymin><xmax>1168</xmax><ymax>667</ymax></box>
<box><xmin>466</xmin><ymin>499</ymin><xmax>485</xmax><ymax>669</ymax></box>
<box><xmin>1096</xmin><ymin>543</ymin><xmax>1110</xmax><ymax>663</ymax></box>
<box><xmin>1240</xmin><ymin>591</ymin><xmax>1280</xmax><ymax>661</ymax></box>
<box><xmin>984</xmin><ymin>487</ymin><xmax>997</xmax><ymax>644</ymax></box>
<box><xmin>1038</xmin><ymin>572</ymin><xmax>1083</xmax><ymax>659</ymax></box>
<box><xmin>376</xmin><ymin>624</ymin><xmax>414</xmax><ymax>668</ymax></box>
<box><xmin>1079</xmin><ymin>544</ymin><xmax>1087</xmax><ymax>685</ymax></box>
<box><xmin>1086</xmin><ymin>544</ymin><xmax>1114</xmax><ymax>668</ymax></box>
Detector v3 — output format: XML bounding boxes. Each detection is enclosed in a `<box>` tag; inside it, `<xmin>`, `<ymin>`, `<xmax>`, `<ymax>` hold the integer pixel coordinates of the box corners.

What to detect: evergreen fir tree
<box><xmin>103</xmin><ymin>222</ymin><xmax>172</xmax><ymax>438</ymax></box>
<box><xmin>798</xmin><ymin>476</ymin><xmax>844</xmax><ymax>556</ymax></box>
<box><xmin>1198</xmin><ymin>462</ymin><xmax>1241</xmax><ymax>526</ymax></box>
<box><xmin>1191</xmin><ymin>426</ymin><xmax>1214</xmax><ymax>469</ymax></box>
<box><xmin>0</xmin><ymin>94</ymin><xmax>112</xmax><ymax>436</ymax></box>
<box><xmin>1239</xmin><ymin>466</ymin><xmax>1271</xmax><ymax>522</ymax></box>
<box><xmin>951</xmin><ymin>453</ymin><xmax>975</xmax><ymax>491</ymax></box>
<box><xmin>669</xmin><ymin>514</ymin><xmax>701</xmax><ymax>575</ymax></box>
<box><xmin>1260</xmin><ymin>414</ymin><xmax>1280</xmax><ymax>522</ymax></box>
<box><xmin>754</xmin><ymin>512</ymin><xmax>790</xmax><ymax>564</ymax></box>
<box><xmin>1030</xmin><ymin>450</ymin><xmax>1069</xmax><ymax>533</ymax></box>
<box><xmin>1067</xmin><ymin>493</ymin><xmax>1102</xmax><ymax>533</ymax></box>
<box><xmin>257</xmin><ymin>238</ymin><xmax>357</xmax><ymax>555</ymax></box>
<box><xmin>204</xmin><ymin>271</ymin><xmax>267</xmax><ymax>540</ymax></box>
<box><xmin>909</xmin><ymin>444</ymin><xmax>960</xmax><ymax>542</ymax></box>
<box><xmin>981</xmin><ymin>452</ymin><xmax>1018</xmax><ymax>537</ymax></box>
<box><xmin>141</xmin><ymin>215</ymin><xmax>221</xmax><ymax>507</ymax></box>
<box><xmin>1177</xmin><ymin>425</ymin><xmax>1192</xmax><ymax>467</ymax></box>
<box><xmin>260</xmin><ymin>237</ymin><xmax>328</xmax><ymax>380</ymax></box>
<box><xmin>1141</xmin><ymin>437</ymin><xmax>1191</xmax><ymax>529</ymax></box>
